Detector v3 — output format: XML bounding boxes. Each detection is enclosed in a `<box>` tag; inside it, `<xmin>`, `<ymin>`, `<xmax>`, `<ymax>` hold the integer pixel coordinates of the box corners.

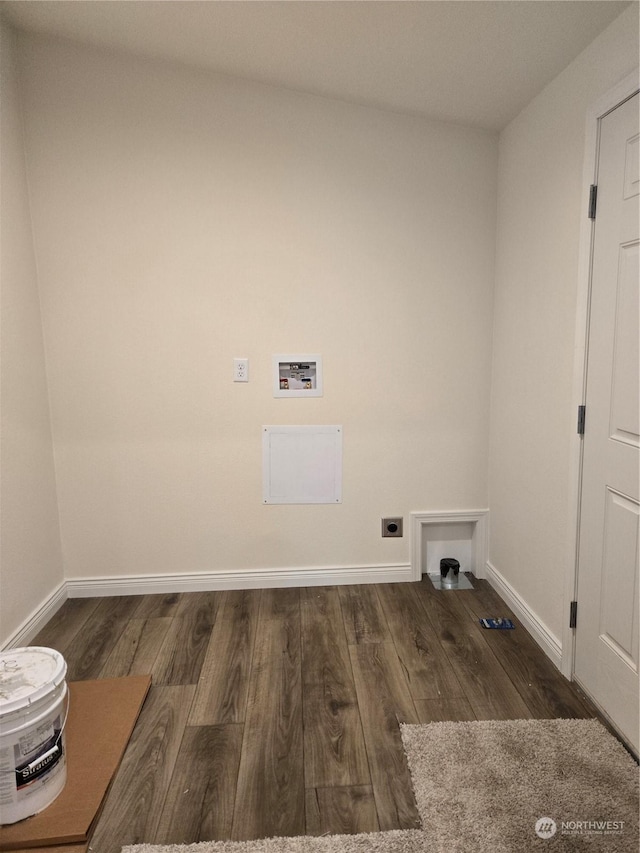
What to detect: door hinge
<box><xmin>577</xmin><ymin>405</ymin><xmax>586</xmax><ymax>435</ymax></box>
<box><xmin>588</xmin><ymin>184</ymin><xmax>598</xmax><ymax>220</ymax></box>
<box><xmin>569</xmin><ymin>600</ymin><xmax>578</xmax><ymax>629</ymax></box>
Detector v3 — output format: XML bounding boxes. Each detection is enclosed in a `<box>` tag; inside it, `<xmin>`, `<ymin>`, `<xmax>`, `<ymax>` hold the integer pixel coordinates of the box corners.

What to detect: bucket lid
<box><xmin>0</xmin><ymin>647</ymin><xmax>67</xmax><ymax>715</ymax></box>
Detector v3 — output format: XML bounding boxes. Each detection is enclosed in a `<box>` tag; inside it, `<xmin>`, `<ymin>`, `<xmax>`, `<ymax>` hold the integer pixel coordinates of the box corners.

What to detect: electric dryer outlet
<box><xmin>382</xmin><ymin>517</ymin><xmax>403</xmax><ymax>537</ymax></box>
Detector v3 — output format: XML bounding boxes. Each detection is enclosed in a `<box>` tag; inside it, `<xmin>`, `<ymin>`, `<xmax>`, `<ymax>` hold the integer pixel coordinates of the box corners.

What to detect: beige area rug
<box><xmin>123</xmin><ymin>719</ymin><xmax>638</xmax><ymax>853</ymax></box>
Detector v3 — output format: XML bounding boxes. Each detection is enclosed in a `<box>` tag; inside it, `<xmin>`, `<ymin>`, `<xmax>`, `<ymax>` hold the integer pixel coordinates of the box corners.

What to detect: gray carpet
<box><xmin>123</xmin><ymin>718</ymin><xmax>639</xmax><ymax>853</ymax></box>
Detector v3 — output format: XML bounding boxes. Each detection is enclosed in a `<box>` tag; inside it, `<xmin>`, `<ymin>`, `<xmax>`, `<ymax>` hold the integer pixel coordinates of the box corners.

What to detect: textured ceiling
<box><xmin>0</xmin><ymin>1</ymin><xmax>632</xmax><ymax>130</ymax></box>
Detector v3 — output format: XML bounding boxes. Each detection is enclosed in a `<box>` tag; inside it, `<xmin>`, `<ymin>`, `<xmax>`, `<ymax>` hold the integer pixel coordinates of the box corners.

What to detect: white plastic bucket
<box><xmin>0</xmin><ymin>647</ymin><xmax>68</xmax><ymax>825</ymax></box>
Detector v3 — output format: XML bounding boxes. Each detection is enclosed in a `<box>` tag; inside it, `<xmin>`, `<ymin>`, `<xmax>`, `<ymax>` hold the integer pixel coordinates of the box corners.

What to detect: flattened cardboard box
<box><xmin>0</xmin><ymin>675</ymin><xmax>151</xmax><ymax>851</ymax></box>
<box><xmin>9</xmin><ymin>845</ymin><xmax>87</xmax><ymax>853</ymax></box>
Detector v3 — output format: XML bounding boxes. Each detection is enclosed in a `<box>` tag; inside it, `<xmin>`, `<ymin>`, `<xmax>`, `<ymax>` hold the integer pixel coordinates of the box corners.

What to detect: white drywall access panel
<box><xmin>262</xmin><ymin>425</ymin><xmax>342</xmax><ymax>504</ymax></box>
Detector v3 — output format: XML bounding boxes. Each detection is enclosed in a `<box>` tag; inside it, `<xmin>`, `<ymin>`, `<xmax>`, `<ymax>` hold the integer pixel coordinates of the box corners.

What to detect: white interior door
<box><xmin>574</xmin><ymin>91</ymin><xmax>639</xmax><ymax>753</ymax></box>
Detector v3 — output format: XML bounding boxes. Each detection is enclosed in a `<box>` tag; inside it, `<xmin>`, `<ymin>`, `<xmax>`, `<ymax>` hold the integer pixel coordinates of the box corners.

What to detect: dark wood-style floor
<box><xmin>32</xmin><ymin>577</ymin><xmax>597</xmax><ymax>850</ymax></box>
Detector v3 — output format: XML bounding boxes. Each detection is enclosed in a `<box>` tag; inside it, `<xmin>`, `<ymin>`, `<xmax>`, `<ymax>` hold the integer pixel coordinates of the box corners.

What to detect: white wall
<box><xmin>15</xmin><ymin>35</ymin><xmax>497</xmax><ymax>584</ymax></box>
<box><xmin>488</xmin><ymin>5</ymin><xmax>639</xmax><ymax>646</ymax></box>
<box><xmin>0</xmin><ymin>20</ymin><xmax>64</xmax><ymax>645</ymax></box>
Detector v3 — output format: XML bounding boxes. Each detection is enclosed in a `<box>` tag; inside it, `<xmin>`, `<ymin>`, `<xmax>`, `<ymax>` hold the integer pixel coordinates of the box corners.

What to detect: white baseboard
<box><xmin>2</xmin><ymin>565</ymin><xmax>411</xmax><ymax>648</ymax></box>
<box><xmin>1</xmin><ymin>582</ymin><xmax>68</xmax><ymax>650</ymax></box>
<box><xmin>484</xmin><ymin>561</ymin><xmax>562</xmax><ymax>671</ymax></box>
<box><xmin>66</xmin><ymin>563</ymin><xmax>413</xmax><ymax>598</ymax></box>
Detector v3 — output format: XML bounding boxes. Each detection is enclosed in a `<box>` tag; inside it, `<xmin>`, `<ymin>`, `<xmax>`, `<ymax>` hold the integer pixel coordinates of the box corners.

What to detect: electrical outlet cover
<box><xmin>382</xmin><ymin>517</ymin><xmax>403</xmax><ymax>537</ymax></box>
<box><xmin>233</xmin><ymin>357</ymin><xmax>249</xmax><ymax>382</ymax></box>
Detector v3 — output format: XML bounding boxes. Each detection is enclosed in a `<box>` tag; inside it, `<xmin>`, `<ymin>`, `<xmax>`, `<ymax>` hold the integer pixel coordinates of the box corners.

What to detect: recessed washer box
<box><xmin>262</xmin><ymin>425</ymin><xmax>342</xmax><ymax>504</ymax></box>
<box><xmin>273</xmin><ymin>354</ymin><xmax>323</xmax><ymax>397</ymax></box>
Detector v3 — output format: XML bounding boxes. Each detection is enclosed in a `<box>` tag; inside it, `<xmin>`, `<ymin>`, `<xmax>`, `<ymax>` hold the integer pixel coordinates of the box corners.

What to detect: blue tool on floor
<box><xmin>480</xmin><ymin>618</ymin><xmax>515</xmax><ymax>629</ymax></box>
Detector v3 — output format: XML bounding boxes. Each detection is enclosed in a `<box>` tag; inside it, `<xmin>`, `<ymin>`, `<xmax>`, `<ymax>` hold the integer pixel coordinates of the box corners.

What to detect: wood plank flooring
<box><xmin>31</xmin><ymin>577</ymin><xmax>598</xmax><ymax>850</ymax></box>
